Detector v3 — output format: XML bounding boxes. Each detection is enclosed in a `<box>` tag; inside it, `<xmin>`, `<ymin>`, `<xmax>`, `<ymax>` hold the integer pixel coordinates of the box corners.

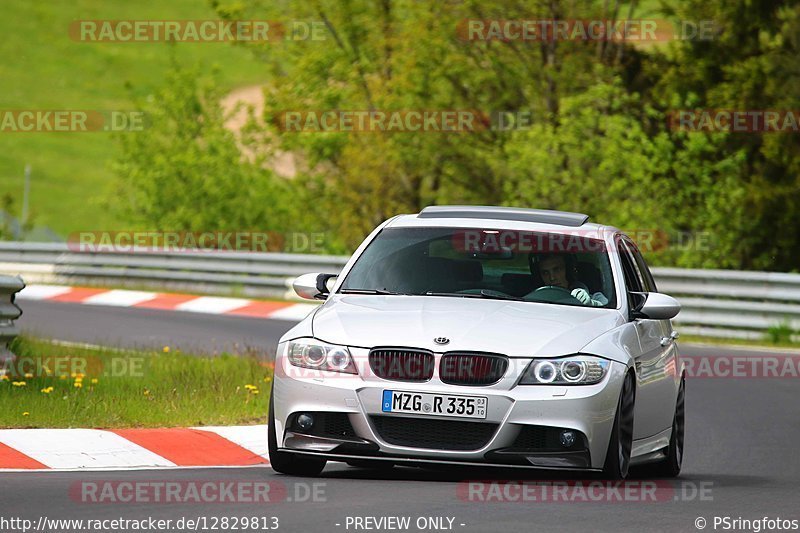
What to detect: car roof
<box><xmin>387</xmin><ymin>206</ymin><xmax>616</xmax><ymax>238</ymax></box>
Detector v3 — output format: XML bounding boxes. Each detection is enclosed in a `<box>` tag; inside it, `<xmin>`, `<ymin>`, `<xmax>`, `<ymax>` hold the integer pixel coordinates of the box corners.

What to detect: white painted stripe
<box><xmin>267</xmin><ymin>303</ymin><xmax>317</xmax><ymax>321</ymax></box>
<box><xmin>192</xmin><ymin>425</ymin><xmax>268</xmax><ymax>459</ymax></box>
<box><xmin>82</xmin><ymin>289</ymin><xmax>157</xmax><ymax>307</ymax></box>
<box><xmin>0</xmin><ymin>429</ymin><xmax>176</xmax><ymax>469</ymax></box>
<box><xmin>175</xmin><ymin>296</ymin><xmax>251</xmax><ymax>314</ymax></box>
<box><xmin>16</xmin><ymin>284</ymin><xmax>73</xmax><ymax>300</ymax></box>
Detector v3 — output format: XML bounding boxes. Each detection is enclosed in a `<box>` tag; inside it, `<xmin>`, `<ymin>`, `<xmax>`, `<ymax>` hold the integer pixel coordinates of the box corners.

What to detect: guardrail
<box><xmin>0</xmin><ymin>242</ymin><xmax>798</xmax><ymax>340</ymax></box>
<box><xmin>0</xmin><ymin>274</ymin><xmax>25</xmax><ymax>368</ymax></box>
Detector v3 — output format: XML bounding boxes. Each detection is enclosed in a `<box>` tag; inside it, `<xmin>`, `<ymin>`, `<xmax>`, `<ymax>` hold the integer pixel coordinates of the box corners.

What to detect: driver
<box><xmin>532</xmin><ymin>254</ymin><xmax>608</xmax><ymax>307</ymax></box>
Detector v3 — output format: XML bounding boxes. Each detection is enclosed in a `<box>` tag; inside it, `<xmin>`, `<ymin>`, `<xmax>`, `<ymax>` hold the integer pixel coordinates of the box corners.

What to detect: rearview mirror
<box><xmin>631</xmin><ymin>292</ymin><xmax>681</xmax><ymax>320</ymax></box>
<box><xmin>293</xmin><ymin>273</ymin><xmax>337</xmax><ymax>300</ymax></box>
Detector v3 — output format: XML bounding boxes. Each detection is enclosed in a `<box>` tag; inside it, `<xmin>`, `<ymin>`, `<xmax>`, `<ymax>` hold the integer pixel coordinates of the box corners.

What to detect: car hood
<box><xmin>311</xmin><ymin>295</ymin><xmax>624</xmax><ymax>357</ymax></box>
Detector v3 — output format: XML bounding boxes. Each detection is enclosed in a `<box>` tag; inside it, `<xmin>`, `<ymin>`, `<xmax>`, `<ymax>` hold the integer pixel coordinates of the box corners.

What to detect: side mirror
<box><xmin>293</xmin><ymin>273</ymin><xmax>338</xmax><ymax>300</ymax></box>
<box><xmin>631</xmin><ymin>292</ymin><xmax>681</xmax><ymax>320</ymax></box>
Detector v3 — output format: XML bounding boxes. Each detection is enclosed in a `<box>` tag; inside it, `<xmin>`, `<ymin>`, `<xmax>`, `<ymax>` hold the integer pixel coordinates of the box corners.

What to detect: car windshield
<box><xmin>339</xmin><ymin>227</ymin><xmax>617</xmax><ymax>308</ymax></box>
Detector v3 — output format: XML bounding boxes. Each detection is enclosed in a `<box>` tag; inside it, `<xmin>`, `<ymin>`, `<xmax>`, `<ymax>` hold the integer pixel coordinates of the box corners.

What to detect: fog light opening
<box><xmin>559</xmin><ymin>430</ymin><xmax>576</xmax><ymax>448</ymax></box>
<box><xmin>297</xmin><ymin>413</ymin><xmax>315</xmax><ymax>430</ymax></box>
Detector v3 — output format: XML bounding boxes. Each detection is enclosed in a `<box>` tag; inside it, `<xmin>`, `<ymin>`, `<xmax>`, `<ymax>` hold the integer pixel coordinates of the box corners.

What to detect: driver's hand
<box><xmin>571</xmin><ymin>288</ymin><xmax>591</xmax><ymax>305</ymax></box>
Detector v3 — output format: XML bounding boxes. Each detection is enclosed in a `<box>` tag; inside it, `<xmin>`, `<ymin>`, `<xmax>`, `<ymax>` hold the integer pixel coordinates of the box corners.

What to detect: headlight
<box><xmin>287</xmin><ymin>338</ymin><xmax>357</xmax><ymax>374</ymax></box>
<box><xmin>519</xmin><ymin>355</ymin><xmax>608</xmax><ymax>385</ymax></box>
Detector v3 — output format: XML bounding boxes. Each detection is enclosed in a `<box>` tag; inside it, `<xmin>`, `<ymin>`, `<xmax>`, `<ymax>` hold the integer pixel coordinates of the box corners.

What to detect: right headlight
<box><xmin>287</xmin><ymin>338</ymin><xmax>357</xmax><ymax>374</ymax></box>
<box><xmin>519</xmin><ymin>355</ymin><xmax>609</xmax><ymax>385</ymax></box>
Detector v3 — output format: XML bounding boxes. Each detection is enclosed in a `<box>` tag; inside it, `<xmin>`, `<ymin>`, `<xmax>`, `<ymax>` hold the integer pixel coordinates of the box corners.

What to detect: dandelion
<box><xmin>12</xmin><ymin>381</ymin><xmax>26</xmax><ymax>387</ymax></box>
<box><xmin>251</xmin><ymin>389</ymin><xmax>260</xmax><ymax>395</ymax></box>
<box><xmin>73</xmin><ymin>382</ymin><xmax>83</xmax><ymax>389</ymax></box>
<box><xmin>163</xmin><ymin>346</ymin><xmax>170</xmax><ymax>353</ymax></box>
<box><xmin>244</xmin><ymin>384</ymin><xmax>257</xmax><ymax>391</ymax></box>
<box><xmin>0</xmin><ymin>374</ymin><xmax>9</xmax><ymax>381</ymax></box>
<box><xmin>59</xmin><ymin>375</ymin><xmax>67</xmax><ymax>380</ymax></box>
<box><xmin>263</xmin><ymin>376</ymin><xmax>272</xmax><ymax>383</ymax></box>
<box><xmin>22</xmin><ymin>412</ymin><xmax>29</xmax><ymax>416</ymax></box>
<box><xmin>24</xmin><ymin>373</ymin><xmax>33</xmax><ymax>379</ymax></box>
<box><xmin>40</xmin><ymin>387</ymin><xmax>54</xmax><ymax>394</ymax></box>
<box><xmin>143</xmin><ymin>389</ymin><xmax>150</xmax><ymax>396</ymax></box>
<box><xmin>91</xmin><ymin>378</ymin><xmax>98</xmax><ymax>384</ymax></box>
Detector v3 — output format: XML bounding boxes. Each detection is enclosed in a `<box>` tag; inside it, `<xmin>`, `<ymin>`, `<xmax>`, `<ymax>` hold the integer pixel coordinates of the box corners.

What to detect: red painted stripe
<box><xmin>111</xmin><ymin>428</ymin><xmax>267</xmax><ymax>466</ymax></box>
<box><xmin>224</xmin><ymin>301</ymin><xmax>291</xmax><ymax>318</ymax></box>
<box><xmin>133</xmin><ymin>293</ymin><xmax>199</xmax><ymax>310</ymax></box>
<box><xmin>48</xmin><ymin>287</ymin><xmax>108</xmax><ymax>303</ymax></box>
<box><xmin>0</xmin><ymin>441</ymin><xmax>48</xmax><ymax>469</ymax></box>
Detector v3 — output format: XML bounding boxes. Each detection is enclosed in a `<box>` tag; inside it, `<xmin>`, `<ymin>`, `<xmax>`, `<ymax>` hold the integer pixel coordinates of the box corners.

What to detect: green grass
<box><xmin>0</xmin><ymin>336</ymin><xmax>273</xmax><ymax>428</ymax></box>
<box><xmin>0</xmin><ymin>1</ymin><xmax>268</xmax><ymax>237</ymax></box>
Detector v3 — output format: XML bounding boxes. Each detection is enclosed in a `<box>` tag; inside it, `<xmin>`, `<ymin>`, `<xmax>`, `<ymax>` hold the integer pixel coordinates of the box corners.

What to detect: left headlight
<box><xmin>287</xmin><ymin>338</ymin><xmax>357</xmax><ymax>374</ymax></box>
<box><xmin>519</xmin><ymin>355</ymin><xmax>609</xmax><ymax>385</ymax></box>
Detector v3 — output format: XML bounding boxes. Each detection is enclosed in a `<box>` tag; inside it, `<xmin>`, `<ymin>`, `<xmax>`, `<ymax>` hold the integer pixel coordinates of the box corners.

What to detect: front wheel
<box><xmin>652</xmin><ymin>378</ymin><xmax>685</xmax><ymax>477</ymax></box>
<box><xmin>602</xmin><ymin>372</ymin><xmax>635</xmax><ymax>479</ymax></box>
<box><xmin>268</xmin><ymin>389</ymin><xmax>326</xmax><ymax>476</ymax></box>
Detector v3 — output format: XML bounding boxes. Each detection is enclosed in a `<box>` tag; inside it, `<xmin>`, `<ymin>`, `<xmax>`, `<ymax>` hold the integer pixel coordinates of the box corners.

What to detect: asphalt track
<box><xmin>4</xmin><ymin>300</ymin><xmax>800</xmax><ymax>533</ymax></box>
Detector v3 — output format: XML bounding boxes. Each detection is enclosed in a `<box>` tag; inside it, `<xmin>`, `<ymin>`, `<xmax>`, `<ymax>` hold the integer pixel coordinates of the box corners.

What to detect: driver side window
<box><xmin>617</xmin><ymin>238</ymin><xmax>643</xmax><ymax>293</ymax></box>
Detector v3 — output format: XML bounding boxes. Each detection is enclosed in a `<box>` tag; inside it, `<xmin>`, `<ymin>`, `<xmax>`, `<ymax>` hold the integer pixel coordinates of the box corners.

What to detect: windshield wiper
<box><xmin>340</xmin><ymin>288</ymin><xmax>402</xmax><ymax>295</ymax></box>
<box><xmin>424</xmin><ymin>290</ymin><xmax>522</xmax><ymax>301</ymax></box>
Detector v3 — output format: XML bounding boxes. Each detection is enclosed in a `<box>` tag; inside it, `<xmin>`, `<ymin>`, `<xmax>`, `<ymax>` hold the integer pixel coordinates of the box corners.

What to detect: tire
<box><xmin>652</xmin><ymin>378</ymin><xmax>685</xmax><ymax>478</ymax></box>
<box><xmin>268</xmin><ymin>388</ymin><xmax>326</xmax><ymax>477</ymax></box>
<box><xmin>602</xmin><ymin>371</ymin><xmax>635</xmax><ymax>480</ymax></box>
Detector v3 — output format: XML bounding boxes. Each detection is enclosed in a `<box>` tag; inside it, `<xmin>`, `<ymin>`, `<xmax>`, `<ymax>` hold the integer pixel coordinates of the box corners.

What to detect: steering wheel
<box><xmin>530</xmin><ymin>285</ymin><xmax>582</xmax><ymax>304</ymax></box>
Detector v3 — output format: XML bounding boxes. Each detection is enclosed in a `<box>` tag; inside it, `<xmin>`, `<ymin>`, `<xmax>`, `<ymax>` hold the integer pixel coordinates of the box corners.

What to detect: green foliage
<box><xmin>111</xmin><ymin>0</ymin><xmax>800</xmax><ymax>269</ymax></box>
<box><xmin>114</xmin><ymin>63</ymin><xmax>293</xmax><ymax>234</ymax></box>
<box><xmin>766</xmin><ymin>321</ymin><xmax>795</xmax><ymax>345</ymax></box>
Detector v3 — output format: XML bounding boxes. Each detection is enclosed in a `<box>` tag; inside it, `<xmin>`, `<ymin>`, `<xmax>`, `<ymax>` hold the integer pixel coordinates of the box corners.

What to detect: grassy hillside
<box><xmin>0</xmin><ymin>0</ymin><xmax>267</xmax><ymax>237</ymax></box>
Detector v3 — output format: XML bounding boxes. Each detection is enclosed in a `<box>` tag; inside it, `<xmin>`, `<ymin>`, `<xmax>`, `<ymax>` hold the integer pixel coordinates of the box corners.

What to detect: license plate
<box><xmin>381</xmin><ymin>390</ymin><xmax>487</xmax><ymax>419</ymax></box>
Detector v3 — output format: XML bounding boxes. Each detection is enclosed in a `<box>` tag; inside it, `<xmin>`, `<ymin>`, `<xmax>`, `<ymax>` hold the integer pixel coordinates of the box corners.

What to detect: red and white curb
<box><xmin>17</xmin><ymin>285</ymin><xmax>316</xmax><ymax>321</ymax></box>
<box><xmin>0</xmin><ymin>425</ymin><xmax>269</xmax><ymax>471</ymax></box>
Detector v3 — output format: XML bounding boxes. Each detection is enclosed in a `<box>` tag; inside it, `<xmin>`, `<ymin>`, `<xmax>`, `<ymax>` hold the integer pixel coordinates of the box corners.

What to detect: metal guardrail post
<box><xmin>0</xmin><ymin>274</ymin><xmax>25</xmax><ymax>374</ymax></box>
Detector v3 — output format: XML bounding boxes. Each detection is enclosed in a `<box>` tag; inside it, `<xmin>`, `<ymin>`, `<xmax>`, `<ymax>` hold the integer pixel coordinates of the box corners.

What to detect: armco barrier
<box><xmin>0</xmin><ymin>242</ymin><xmax>797</xmax><ymax>340</ymax></box>
<box><xmin>0</xmin><ymin>274</ymin><xmax>24</xmax><ymax>368</ymax></box>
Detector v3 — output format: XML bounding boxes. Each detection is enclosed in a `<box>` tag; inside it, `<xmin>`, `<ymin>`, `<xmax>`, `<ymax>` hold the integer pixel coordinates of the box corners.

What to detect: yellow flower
<box><xmin>250</xmin><ymin>389</ymin><xmax>260</xmax><ymax>395</ymax></box>
<box><xmin>143</xmin><ymin>389</ymin><xmax>150</xmax><ymax>396</ymax></box>
<box><xmin>40</xmin><ymin>387</ymin><xmax>54</xmax><ymax>394</ymax></box>
<box><xmin>0</xmin><ymin>374</ymin><xmax>9</xmax><ymax>381</ymax></box>
<box><xmin>163</xmin><ymin>346</ymin><xmax>170</xmax><ymax>353</ymax></box>
<box><xmin>24</xmin><ymin>373</ymin><xmax>33</xmax><ymax>379</ymax></box>
<box><xmin>91</xmin><ymin>378</ymin><xmax>98</xmax><ymax>384</ymax></box>
<box><xmin>59</xmin><ymin>375</ymin><xmax>67</xmax><ymax>380</ymax></box>
<box><xmin>73</xmin><ymin>382</ymin><xmax>83</xmax><ymax>388</ymax></box>
<box><xmin>74</xmin><ymin>376</ymin><xmax>83</xmax><ymax>383</ymax></box>
<box><xmin>12</xmin><ymin>381</ymin><xmax>26</xmax><ymax>387</ymax></box>
<box><xmin>244</xmin><ymin>384</ymin><xmax>257</xmax><ymax>390</ymax></box>
<box><xmin>262</xmin><ymin>376</ymin><xmax>272</xmax><ymax>382</ymax></box>
<box><xmin>22</xmin><ymin>412</ymin><xmax>29</xmax><ymax>416</ymax></box>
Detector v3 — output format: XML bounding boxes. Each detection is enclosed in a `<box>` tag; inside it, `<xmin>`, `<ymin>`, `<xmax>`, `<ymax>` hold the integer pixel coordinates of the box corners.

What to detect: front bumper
<box><xmin>273</xmin><ymin>349</ymin><xmax>627</xmax><ymax>470</ymax></box>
